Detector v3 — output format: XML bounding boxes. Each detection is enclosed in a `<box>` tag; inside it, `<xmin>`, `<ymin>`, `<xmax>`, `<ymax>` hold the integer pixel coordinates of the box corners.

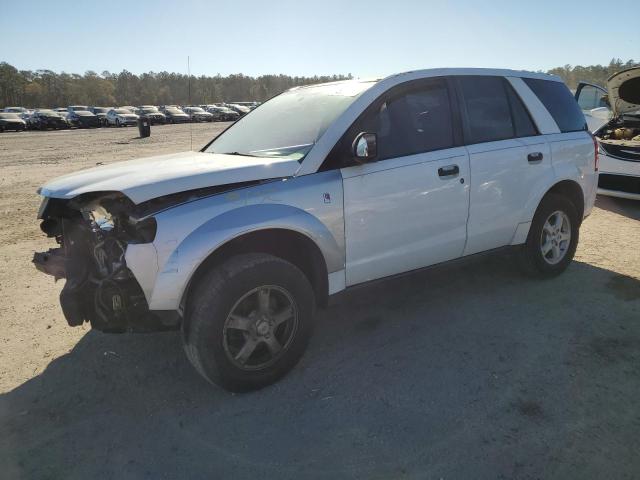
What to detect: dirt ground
<box><xmin>0</xmin><ymin>125</ymin><xmax>639</xmax><ymax>479</ymax></box>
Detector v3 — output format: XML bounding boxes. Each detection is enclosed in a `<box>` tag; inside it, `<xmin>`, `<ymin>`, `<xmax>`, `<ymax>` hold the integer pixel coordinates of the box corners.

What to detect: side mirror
<box><xmin>352</xmin><ymin>132</ymin><xmax>377</xmax><ymax>163</ymax></box>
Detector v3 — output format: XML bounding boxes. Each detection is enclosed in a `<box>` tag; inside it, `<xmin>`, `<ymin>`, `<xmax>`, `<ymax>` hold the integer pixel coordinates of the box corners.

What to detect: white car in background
<box><xmin>106</xmin><ymin>108</ymin><xmax>139</xmax><ymax>127</ymax></box>
<box><xmin>576</xmin><ymin>67</ymin><xmax>640</xmax><ymax>200</ymax></box>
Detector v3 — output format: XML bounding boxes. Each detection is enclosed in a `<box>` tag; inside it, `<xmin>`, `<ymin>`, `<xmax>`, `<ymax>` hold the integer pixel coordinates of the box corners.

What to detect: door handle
<box><xmin>438</xmin><ymin>164</ymin><xmax>459</xmax><ymax>177</ymax></box>
<box><xmin>527</xmin><ymin>152</ymin><xmax>543</xmax><ymax>163</ymax></box>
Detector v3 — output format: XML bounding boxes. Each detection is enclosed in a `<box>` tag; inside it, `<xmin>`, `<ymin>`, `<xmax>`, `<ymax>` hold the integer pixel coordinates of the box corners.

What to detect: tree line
<box><xmin>547</xmin><ymin>58</ymin><xmax>639</xmax><ymax>90</ymax></box>
<box><xmin>0</xmin><ymin>62</ymin><xmax>353</xmax><ymax>108</ymax></box>
<box><xmin>1</xmin><ymin>58</ymin><xmax>638</xmax><ymax>108</ymax></box>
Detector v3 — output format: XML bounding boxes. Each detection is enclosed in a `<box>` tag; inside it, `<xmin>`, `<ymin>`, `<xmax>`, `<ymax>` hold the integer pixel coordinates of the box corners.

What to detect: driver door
<box><xmin>338</xmin><ymin>78</ymin><xmax>470</xmax><ymax>285</ymax></box>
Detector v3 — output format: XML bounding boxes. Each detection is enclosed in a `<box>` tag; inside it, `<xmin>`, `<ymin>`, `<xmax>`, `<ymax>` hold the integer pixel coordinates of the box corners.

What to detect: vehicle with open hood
<box><xmin>575</xmin><ymin>67</ymin><xmax>640</xmax><ymax>199</ymax></box>
<box><xmin>34</xmin><ymin>68</ymin><xmax>597</xmax><ymax>392</ymax></box>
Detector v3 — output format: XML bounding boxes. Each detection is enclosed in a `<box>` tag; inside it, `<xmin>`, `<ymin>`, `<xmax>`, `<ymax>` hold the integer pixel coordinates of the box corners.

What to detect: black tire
<box><xmin>519</xmin><ymin>193</ymin><xmax>580</xmax><ymax>277</ymax></box>
<box><xmin>183</xmin><ymin>253</ymin><xmax>315</xmax><ymax>392</ymax></box>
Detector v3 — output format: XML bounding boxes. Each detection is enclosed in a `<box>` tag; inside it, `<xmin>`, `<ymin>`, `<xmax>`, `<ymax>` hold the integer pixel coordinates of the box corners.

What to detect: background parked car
<box><xmin>28</xmin><ymin>110</ymin><xmax>69</xmax><ymax>130</ymax></box>
<box><xmin>225</xmin><ymin>103</ymin><xmax>251</xmax><ymax>116</ymax></box>
<box><xmin>204</xmin><ymin>105</ymin><xmax>240</xmax><ymax>121</ymax></box>
<box><xmin>119</xmin><ymin>106</ymin><xmax>136</xmax><ymax>113</ymax></box>
<box><xmin>89</xmin><ymin>107</ymin><xmax>114</xmax><ymax>126</ymax></box>
<box><xmin>0</xmin><ymin>112</ymin><xmax>27</xmax><ymax>132</ymax></box>
<box><xmin>160</xmin><ymin>106</ymin><xmax>190</xmax><ymax>123</ymax></box>
<box><xmin>106</xmin><ymin>108</ymin><xmax>139</xmax><ymax>127</ymax></box>
<box><xmin>182</xmin><ymin>106</ymin><xmax>214</xmax><ymax>122</ymax></box>
<box><xmin>67</xmin><ymin>105</ymin><xmax>90</xmax><ymax>113</ymax></box>
<box><xmin>67</xmin><ymin>110</ymin><xmax>101</xmax><ymax>128</ymax></box>
<box><xmin>135</xmin><ymin>106</ymin><xmax>166</xmax><ymax>125</ymax></box>
<box><xmin>230</xmin><ymin>101</ymin><xmax>260</xmax><ymax>110</ymax></box>
<box><xmin>3</xmin><ymin>107</ymin><xmax>32</xmax><ymax>122</ymax></box>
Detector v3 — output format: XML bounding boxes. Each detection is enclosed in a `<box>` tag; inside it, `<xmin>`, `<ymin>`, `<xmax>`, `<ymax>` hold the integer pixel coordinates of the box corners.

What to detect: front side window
<box><xmin>205</xmin><ymin>81</ymin><xmax>375</xmax><ymax>162</ymax></box>
<box><xmin>372</xmin><ymin>80</ymin><xmax>454</xmax><ymax>159</ymax></box>
<box><xmin>321</xmin><ymin>78</ymin><xmax>456</xmax><ymax>170</ymax></box>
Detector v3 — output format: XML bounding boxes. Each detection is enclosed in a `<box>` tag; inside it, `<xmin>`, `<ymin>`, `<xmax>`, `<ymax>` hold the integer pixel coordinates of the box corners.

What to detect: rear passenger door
<box><xmin>456</xmin><ymin>76</ymin><xmax>552</xmax><ymax>256</ymax></box>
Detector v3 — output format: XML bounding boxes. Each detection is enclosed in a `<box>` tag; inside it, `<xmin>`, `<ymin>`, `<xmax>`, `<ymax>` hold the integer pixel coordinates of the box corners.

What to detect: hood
<box><xmin>38</xmin><ymin>151</ymin><xmax>300</xmax><ymax>204</ymax></box>
<box><xmin>119</xmin><ymin>114</ymin><xmax>138</xmax><ymax>119</ymax></box>
<box><xmin>607</xmin><ymin>67</ymin><xmax>640</xmax><ymax>115</ymax></box>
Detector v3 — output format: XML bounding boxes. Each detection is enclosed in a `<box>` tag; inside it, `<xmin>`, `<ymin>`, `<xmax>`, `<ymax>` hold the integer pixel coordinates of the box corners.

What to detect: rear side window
<box><xmin>457</xmin><ymin>76</ymin><xmax>513</xmax><ymax>143</ymax></box>
<box><xmin>523</xmin><ymin>78</ymin><xmax>587</xmax><ymax>132</ymax></box>
<box><xmin>456</xmin><ymin>76</ymin><xmax>539</xmax><ymax>144</ymax></box>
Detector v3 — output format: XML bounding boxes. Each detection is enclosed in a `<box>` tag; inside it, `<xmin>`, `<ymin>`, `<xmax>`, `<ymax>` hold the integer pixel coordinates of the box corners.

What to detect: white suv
<box><xmin>34</xmin><ymin>68</ymin><xmax>598</xmax><ymax>391</ymax></box>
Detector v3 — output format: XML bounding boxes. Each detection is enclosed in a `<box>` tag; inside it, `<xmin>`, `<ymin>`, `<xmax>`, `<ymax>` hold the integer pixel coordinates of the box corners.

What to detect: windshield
<box><xmin>189</xmin><ymin>107</ymin><xmax>205</xmax><ymax>112</ymax></box>
<box><xmin>93</xmin><ymin>107</ymin><xmax>110</xmax><ymax>113</ymax></box>
<box><xmin>142</xmin><ymin>107</ymin><xmax>158</xmax><ymax>112</ymax></box>
<box><xmin>75</xmin><ymin>111</ymin><xmax>94</xmax><ymax>116</ymax></box>
<box><xmin>166</xmin><ymin>108</ymin><xmax>183</xmax><ymax>113</ymax></box>
<box><xmin>205</xmin><ymin>81</ymin><xmax>374</xmax><ymax>161</ymax></box>
<box><xmin>113</xmin><ymin>109</ymin><xmax>130</xmax><ymax>114</ymax></box>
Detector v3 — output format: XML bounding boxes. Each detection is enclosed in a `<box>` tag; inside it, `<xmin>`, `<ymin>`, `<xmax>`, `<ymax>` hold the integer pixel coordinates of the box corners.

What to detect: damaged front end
<box><xmin>33</xmin><ymin>193</ymin><xmax>175</xmax><ymax>333</ymax></box>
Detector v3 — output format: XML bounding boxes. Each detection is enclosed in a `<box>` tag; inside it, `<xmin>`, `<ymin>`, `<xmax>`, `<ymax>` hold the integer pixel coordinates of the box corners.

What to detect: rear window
<box><xmin>523</xmin><ymin>78</ymin><xmax>587</xmax><ymax>133</ymax></box>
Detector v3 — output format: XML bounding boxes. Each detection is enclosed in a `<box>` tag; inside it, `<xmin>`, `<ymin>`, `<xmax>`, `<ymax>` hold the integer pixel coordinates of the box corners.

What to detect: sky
<box><xmin>1</xmin><ymin>0</ymin><xmax>638</xmax><ymax>78</ymax></box>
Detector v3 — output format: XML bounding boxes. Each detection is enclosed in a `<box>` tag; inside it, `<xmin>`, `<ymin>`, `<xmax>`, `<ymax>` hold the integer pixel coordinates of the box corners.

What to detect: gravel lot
<box><xmin>0</xmin><ymin>124</ymin><xmax>639</xmax><ymax>479</ymax></box>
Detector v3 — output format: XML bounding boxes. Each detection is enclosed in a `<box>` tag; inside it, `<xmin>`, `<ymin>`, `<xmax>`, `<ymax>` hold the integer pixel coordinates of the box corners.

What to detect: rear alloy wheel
<box><xmin>183</xmin><ymin>253</ymin><xmax>315</xmax><ymax>392</ymax></box>
<box><xmin>519</xmin><ymin>194</ymin><xmax>579</xmax><ymax>277</ymax></box>
<box><xmin>540</xmin><ymin>210</ymin><xmax>571</xmax><ymax>265</ymax></box>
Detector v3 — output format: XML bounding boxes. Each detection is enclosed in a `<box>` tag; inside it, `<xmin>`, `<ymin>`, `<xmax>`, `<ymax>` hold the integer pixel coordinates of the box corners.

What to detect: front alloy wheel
<box><xmin>223</xmin><ymin>286</ymin><xmax>298</xmax><ymax>370</ymax></box>
<box><xmin>183</xmin><ymin>253</ymin><xmax>315</xmax><ymax>392</ymax></box>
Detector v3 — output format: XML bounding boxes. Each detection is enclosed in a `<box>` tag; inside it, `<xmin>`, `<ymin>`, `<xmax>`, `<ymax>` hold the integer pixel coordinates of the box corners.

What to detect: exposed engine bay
<box><xmin>33</xmin><ymin>182</ymin><xmax>261</xmax><ymax>332</ymax></box>
<box><xmin>596</xmin><ymin>113</ymin><xmax>640</xmax><ymax>161</ymax></box>
<box><xmin>33</xmin><ymin>193</ymin><xmax>171</xmax><ymax>333</ymax></box>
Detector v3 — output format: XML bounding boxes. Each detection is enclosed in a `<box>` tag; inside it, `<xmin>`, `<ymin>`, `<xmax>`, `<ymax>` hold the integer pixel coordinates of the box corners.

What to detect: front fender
<box><xmin>147</xmin><ymin>203</ymin><xmax>343</xmax><ymax>310</ymax></box>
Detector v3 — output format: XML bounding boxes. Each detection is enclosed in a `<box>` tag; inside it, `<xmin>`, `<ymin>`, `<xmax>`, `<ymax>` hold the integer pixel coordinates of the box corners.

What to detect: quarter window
<box><xmin>523</xmin><ymin>78</ymin><xmax>587</xmax><ymax>133</ymax></box>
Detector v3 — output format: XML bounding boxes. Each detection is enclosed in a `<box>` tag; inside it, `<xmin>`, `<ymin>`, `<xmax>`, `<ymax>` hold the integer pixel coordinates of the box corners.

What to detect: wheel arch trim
<box><xmin>146</xmin><ymin>203</ymin><xmax>341</xmax><ymax>311</ymax></box>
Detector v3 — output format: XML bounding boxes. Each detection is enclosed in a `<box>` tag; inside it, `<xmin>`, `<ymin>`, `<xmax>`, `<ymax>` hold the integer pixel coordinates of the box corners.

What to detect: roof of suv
<box><xmin>289</xmin><ymin>68</ymin><xmax>563</xmax><ymax>92</ymax></box>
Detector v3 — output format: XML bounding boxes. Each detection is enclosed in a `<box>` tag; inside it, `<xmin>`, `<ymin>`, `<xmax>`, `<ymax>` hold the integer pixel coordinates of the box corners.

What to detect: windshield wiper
<box><xmin>221</xmin><ymin>151</ymin><xmax>259</xmax><ymax>157</ymax></box>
